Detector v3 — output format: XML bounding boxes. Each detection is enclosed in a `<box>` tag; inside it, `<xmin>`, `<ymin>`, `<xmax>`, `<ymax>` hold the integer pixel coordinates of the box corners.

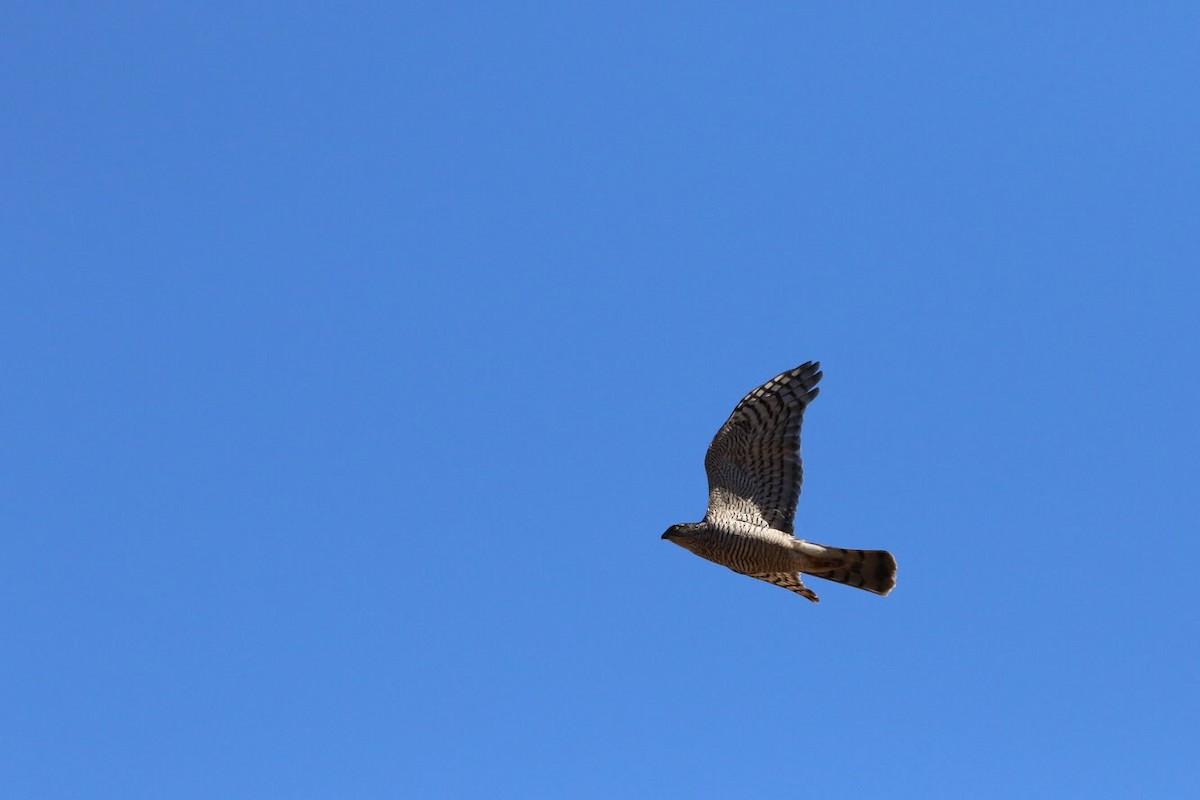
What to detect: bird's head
<box><xmin>661</xmin><ymin>522</ymin><xmax>704</xmax><ymax>552</ymax></box>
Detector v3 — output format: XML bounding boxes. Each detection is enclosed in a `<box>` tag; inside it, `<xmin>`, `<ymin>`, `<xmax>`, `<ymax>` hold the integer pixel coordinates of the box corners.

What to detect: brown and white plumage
<box><xmin>662</xmin><ymin>362</ymin><xmax>897</xmax><ymax>603</ymax></box>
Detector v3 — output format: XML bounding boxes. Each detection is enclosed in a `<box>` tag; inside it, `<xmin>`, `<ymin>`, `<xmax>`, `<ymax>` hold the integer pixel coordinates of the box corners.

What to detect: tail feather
<box><xmin>799</xmin><ymin>542</ymin><xmax>897</xmax><ymax>596</ymax></box>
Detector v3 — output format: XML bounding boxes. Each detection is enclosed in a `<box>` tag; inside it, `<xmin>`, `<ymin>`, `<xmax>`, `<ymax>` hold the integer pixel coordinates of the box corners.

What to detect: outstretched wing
<box><xmin>703</xmin><ymin>362</ymin><xmax>822</xmax><ymax>534</ymax></box>
<box><xmin>750</xmin><ymin>572</ymin><xmax>820</xmax><ymax>602</ymax></box>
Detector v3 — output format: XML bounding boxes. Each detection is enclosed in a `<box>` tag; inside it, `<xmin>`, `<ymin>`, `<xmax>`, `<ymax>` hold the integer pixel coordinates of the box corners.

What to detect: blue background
<box><xmin>5</xmin><ymin>3</ymin><xmax>1198</xmax><ymax>797</ymax></box>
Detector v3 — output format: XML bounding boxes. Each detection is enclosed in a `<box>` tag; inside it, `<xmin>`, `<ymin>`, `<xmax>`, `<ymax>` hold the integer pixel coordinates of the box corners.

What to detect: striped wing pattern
<box><xmin>750</xmin><ymin>572</ymin><xmax>819</xmax><ymax>602</ymax></box>
<box><xmin>703</xmin><ymin>362</ymin><xmax>823</xmax><ymax>534</ymax></box>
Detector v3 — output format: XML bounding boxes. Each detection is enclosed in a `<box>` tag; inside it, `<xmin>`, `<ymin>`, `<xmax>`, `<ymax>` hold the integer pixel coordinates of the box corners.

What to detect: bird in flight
<box><xmin>662</xmin><ymin>362</ymin><xmax>896</xmax><ymax>603</ymax></box>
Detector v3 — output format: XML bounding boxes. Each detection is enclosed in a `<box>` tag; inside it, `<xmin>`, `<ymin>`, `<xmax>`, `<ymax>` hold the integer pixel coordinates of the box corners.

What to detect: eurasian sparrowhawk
<box><xmin>662</xmin><ymin>362</ymin><xmax>897</xmax><ymax>603</ymax></box>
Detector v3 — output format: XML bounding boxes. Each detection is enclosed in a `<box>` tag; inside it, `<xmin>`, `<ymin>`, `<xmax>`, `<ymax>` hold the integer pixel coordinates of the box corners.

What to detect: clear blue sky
<box><xmin>4</xmin><ymin>3</ymin><xmax>1198</xmax><ymax>797</ymax></box>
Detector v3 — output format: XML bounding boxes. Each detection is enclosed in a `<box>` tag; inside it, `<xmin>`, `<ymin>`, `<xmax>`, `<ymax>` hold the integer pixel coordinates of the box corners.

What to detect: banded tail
<box><xmin>795</xmin><ymin>540</ymin><xmax>897</xmax><ymax>596</ymax></box>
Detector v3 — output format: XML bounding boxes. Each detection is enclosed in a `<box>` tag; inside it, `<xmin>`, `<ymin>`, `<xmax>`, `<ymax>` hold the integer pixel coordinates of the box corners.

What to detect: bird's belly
<box><xmin>704</xmin><ymin>529</ymin><xmax>798</xmax><ymax>574</ymax></box>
